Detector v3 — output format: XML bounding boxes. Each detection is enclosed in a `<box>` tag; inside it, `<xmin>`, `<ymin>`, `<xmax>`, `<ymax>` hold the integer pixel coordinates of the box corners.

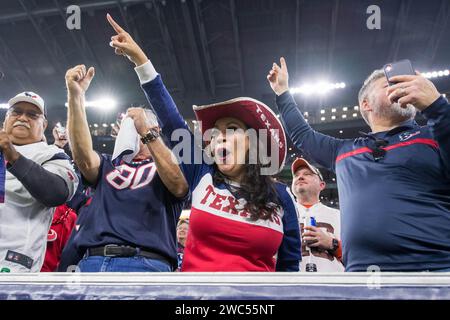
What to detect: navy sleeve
<box><xmin>276</xmin><ymin>92</ymin><xmax>348</xmax><ymax>172</ymax></box>
<box><xmin>66</xmin><ymin>182</ymin><xmax>89</xmax><ymax>212</ymax></box>
<box><xmin>57</xmin><ymin>228</ymin><xmax>86</xmax><ymax>272</ymax></box>
<box><xmin>275</xmin><ymin>184</ymin><xmax>301</xmax><ymax>272</ymax></box>
<box><xmin>422</xmin><ymin>96</ymin><xmax>450</xmax><ymax>175</ymax></box>
<box><xmin>141</xmin><ymin>75</ymin><xmax>207</xmax><ymax>190</ymax></box>
<box><xmin>7</xmin><ymin>155</ymin><xmax>69</xmax><ymax>207</ymax></box>
<box><xmin>141</xmin><ymin>75</ymin><xmax>191</xmax><ymax>146</ymax></box>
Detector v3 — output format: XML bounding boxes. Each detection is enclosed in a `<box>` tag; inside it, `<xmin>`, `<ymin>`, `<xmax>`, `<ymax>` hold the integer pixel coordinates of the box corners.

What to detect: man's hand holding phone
<box><xmin>384</xmin><ymin>59</ymin><xmax>441</xmax><ymax>111</ymax></box>
<box><xmin>53</xmin><ymin>123</ymin><xmax>68</xmax><ymax>149</ymax></box>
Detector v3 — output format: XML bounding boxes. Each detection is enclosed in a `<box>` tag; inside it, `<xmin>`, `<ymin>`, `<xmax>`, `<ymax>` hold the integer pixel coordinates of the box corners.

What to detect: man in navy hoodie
<box><xmin>268</xmin><ymin>57</ymin><xmax>450</xmax><ymax>272</ymax></box>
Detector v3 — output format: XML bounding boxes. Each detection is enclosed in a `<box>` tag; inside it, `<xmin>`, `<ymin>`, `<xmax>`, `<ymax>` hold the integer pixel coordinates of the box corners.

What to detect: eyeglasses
<box><xmin>7</xmin><ymin>108</ymin><xmax>44</xmax><ymax>120</ymax></box>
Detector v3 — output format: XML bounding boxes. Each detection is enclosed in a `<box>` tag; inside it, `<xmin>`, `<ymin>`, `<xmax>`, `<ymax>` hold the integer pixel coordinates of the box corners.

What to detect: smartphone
<box><xmin>383</xmin><ymin>59</ymin><xmax>415</xmax><ymax>86</ymax></box>
<box><xmin>56</xmin><ymin>122</ymin><xmax>66</xmax><ymax>140</ymax></box>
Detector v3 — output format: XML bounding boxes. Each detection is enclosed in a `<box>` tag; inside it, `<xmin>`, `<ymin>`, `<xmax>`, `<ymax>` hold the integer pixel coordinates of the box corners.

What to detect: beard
<box><xmin>373</xmin><ymin>101</ymin><xmax>417</xmax><ymax>123</ymax></box>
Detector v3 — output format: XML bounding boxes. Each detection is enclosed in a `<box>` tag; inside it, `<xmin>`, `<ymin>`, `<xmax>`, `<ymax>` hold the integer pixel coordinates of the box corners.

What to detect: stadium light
<box><xmin>87</xmin><ymin>98</ymin><xmax>117</xmax><ymax>110</ymax></box>
<box><xmin>65</xmin><ymin>97</ymin><xmax>117</xmax><ymax>110</ymax></box>
<box><xmin>0</xmin><ymin>103</ymin><xmax>9</xmax><ymax>109</ymax></box>
<box><xmin>290</xmin><ymin>81</ymin><xmax>346</xmax><ymax>96</ymax></box>
<box><xmin>422</xmin><ymin>69</ymin><xmax>449</xmax><ymax>79</ymax></box>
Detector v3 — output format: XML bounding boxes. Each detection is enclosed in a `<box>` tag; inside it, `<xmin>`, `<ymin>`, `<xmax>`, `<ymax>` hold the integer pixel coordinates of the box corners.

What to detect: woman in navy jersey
<box><xmin>106</xmin><ymin>14</ymin><xmax>301</xmax><ymax>271</ymax></box>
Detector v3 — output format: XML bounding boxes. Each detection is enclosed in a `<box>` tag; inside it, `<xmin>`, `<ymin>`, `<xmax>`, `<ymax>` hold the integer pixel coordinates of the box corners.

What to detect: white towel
<box><xmin>112</xmin><ymin>117</ymin><xmax>140</xmax><ymax>163</ymax></box>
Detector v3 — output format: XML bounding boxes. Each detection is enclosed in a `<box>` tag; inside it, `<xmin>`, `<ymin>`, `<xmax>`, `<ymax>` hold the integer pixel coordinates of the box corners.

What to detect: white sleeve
<box><xmin>134</xmin><ymin>60</ymin><xmax>159</xmax><ymax>84</ymax></box>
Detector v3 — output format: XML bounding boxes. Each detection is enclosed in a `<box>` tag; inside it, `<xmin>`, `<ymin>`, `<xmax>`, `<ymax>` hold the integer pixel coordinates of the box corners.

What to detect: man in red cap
<box><xmin>291</xmin><ymin>158</ymin><xmax>343</xmax><ymax>272</ymax></box>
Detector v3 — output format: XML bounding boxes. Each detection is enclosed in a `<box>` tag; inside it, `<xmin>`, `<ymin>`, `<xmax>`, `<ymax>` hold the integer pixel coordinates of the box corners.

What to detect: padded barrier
<box><xmin>0</xmin><ymin>272</ymin><xmax>449</xmax><ymax>300</ymax></box>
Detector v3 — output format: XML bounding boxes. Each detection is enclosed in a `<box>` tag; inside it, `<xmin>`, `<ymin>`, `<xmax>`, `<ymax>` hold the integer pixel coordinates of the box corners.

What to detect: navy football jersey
<box><xmin>73</xmin><ymin>154</ymin><xmax>186</xmax><ymax>269</ymax></box>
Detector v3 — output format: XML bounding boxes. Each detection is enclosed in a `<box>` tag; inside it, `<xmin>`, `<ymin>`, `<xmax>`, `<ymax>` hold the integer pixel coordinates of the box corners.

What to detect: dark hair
<box><xmin>213</xmin><ymin>162</ymin><xmax>281</xmax><ymax>221</ymax></box>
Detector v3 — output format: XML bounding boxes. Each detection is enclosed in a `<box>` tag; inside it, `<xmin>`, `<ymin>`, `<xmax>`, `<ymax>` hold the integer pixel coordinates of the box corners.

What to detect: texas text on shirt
<box><xmin>134</xmin><ymin>61</ymin><xmax>301</xmax><ymax>272</ymax></box>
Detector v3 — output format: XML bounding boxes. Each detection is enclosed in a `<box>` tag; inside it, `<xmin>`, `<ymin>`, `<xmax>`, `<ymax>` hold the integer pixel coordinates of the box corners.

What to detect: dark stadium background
<box><xmin>0</xmin><ymin>0</ymin><xmax>449</xmax><ymax>207</ymax></box>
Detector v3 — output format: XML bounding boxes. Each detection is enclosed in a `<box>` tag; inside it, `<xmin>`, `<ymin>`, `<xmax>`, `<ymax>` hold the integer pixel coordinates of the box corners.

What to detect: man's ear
<box><xmin>43</xmin><ymin>118</ymin><xmax>48</xmax><ymax>131</ymax></box>
<box><xmin>319</xmin><ymin>181</ymin><xmax>326</xmax><ymax>191</ymax></box>
<box><xmin>361</xmin><ymin>98</ymin><xmax>372</xmax><ymax>113</ymax></box>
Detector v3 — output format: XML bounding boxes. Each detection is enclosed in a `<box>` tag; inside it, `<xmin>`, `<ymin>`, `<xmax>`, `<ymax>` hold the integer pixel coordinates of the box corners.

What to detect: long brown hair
<box><xmin>213</xmin><ymin>161</ymin><xmax>281</xmax><ymax>221</ymax></box>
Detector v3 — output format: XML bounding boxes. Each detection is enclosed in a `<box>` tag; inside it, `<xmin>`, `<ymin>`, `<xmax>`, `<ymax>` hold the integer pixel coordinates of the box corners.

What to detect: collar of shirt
<box><xmin>361</xmin><ymin>119</ymin><xmax>419</xmax><ymax>140</ymax></box>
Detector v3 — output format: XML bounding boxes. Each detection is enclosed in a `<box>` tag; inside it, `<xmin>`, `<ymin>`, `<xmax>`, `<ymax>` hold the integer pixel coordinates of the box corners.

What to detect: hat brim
<box><xmin>193</xmin><ymin>97</ymin><xmax>286</xmax><ymax>173</ymax></box>
<box><xmin>8</xmin><ymin>96</ymin><xmax>45</xmax><ymax>115</ymax></box>
<box><xmin>291</xmin><ymin>158</ymin><xmax>323</xmax><ymax>180</ymax></box>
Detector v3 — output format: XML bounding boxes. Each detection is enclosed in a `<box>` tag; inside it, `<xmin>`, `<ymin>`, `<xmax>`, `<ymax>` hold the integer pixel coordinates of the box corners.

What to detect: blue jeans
<box><xmin>78</xmin><ymin>256</ymin><xmax>172</xmax><ymax>272</ymax></box>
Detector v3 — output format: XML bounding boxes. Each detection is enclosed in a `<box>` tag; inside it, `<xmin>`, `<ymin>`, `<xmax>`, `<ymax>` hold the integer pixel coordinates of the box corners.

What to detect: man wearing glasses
<box><xmin>268</xmin><ymin>58</ymin><xmax>450</xmax><ymax>272</ymax></box>
<box><xmin>0</xmin><ymin>92</ymin><xmax>79</xmax><ymax>272</ymax></box>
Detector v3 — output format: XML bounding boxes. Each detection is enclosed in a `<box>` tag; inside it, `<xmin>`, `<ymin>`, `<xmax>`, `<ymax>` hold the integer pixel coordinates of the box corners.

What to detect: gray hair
<box><xmin>358</xmin><ymin>69</ymin><xmax>385</xmax><ymax>124</ymax></box>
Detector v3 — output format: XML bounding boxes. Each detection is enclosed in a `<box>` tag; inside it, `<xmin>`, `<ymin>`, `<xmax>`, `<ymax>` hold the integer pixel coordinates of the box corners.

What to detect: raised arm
<box><xmin>267</xmin><ymin>57</ymin><xmax>347</xmax><ymax>171</ymax></box>
<box><xmin>106</xmin><ymin>13</ymin><xmax>189</xmax><ymax>140</ymax></box>
<box><xmin>387</xmin><ymin>74</ymin><xmax>450</xmax><ymax>175</ymax></box>
<box><xmin>106</xmin><ymin>13</ymin><xmax>203</xmax><ymax>188</ymax></box>
<box><xmin>127</xmin><ymin>107</ymin><xmax>188</xmax><ymax>199</ymax></box>
<box><xmin>65</xmin><ymin>65</ymin><xmax>101</xmax><ymax>185</ymax></box>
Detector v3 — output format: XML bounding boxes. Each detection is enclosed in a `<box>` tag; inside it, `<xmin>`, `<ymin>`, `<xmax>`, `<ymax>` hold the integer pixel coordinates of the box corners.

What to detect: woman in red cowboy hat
<box><xmin>106</xmin><ymin>14</ymin><xmax>301</xmax><ymax>271</ymax></box>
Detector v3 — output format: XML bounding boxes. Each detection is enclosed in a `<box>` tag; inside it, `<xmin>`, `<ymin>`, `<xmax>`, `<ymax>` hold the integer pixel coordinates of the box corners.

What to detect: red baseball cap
<box><xmin>193</xmin><ymin>97</ymin><xmax>287</xmax><ymax>173</ymax></box>
<box><xmin>291</xmin><ymin>157</ymin><xmax>324</xmax><ymax>181</ymax></box>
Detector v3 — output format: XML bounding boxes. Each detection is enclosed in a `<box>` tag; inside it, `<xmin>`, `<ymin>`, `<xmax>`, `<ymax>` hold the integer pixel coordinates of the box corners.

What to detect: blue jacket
<box><xmin>276</xmin><ymin>92</ymin><xmax>450</xmax><ymax>271</ymax></box>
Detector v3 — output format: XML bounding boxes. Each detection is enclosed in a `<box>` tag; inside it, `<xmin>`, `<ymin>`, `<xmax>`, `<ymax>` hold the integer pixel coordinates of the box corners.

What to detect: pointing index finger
<box><xmin>107</xmin><ymin>13</ymin><xmax>125</xmax><ymax>34</ymax></box>
<box><xmin>280</xmin><ymin>57</ymin><xmax>287</xmax><ymax>70</ymax></box>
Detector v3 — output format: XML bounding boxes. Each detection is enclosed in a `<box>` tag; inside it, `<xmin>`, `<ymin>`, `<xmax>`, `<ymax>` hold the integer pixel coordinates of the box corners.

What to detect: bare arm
<box><xmin>65</xmin><ymin>65</ymin><xmax>101</xmax><ymax>185</ymax></box>
<box><xmin>104</xmin><ymin>15</ymin><xmax>188</xmax><ymax>199</ymax></box>
<box><xmin>146</xmin><ymin>137</ymin><xmax>188</xmax><ymax>198</ymax></box>
<box><xmin>127</xmin><ymin>108</ymin><xmax>188</xmax><ymax>199</ymax></box>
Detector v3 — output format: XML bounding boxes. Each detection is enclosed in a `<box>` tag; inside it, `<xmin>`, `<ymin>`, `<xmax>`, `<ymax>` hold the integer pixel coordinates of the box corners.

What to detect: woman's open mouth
<box><xmin>216</xmin><ymin>147</ymin><xmax>231</xmax><ymax>163</ymax></box>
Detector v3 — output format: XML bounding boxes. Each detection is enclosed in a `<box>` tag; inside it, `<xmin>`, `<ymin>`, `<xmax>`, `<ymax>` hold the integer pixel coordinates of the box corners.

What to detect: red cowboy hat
<box><xmin>193</xmin><ymin>97</ymin><xmax>287</xmax><ymax>173</ymax></box>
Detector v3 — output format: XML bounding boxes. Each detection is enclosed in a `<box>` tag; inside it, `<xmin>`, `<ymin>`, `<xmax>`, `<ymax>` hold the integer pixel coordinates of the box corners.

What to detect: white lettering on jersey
<box><xmin>192</xmin><ymin>174</ymin><xmax>284</xmax><ymax>233</ymax></box>
<box><xmin>106</xmin><ymin>163</ymin><xmax>156</xmax><ymax>190</ymax></box>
